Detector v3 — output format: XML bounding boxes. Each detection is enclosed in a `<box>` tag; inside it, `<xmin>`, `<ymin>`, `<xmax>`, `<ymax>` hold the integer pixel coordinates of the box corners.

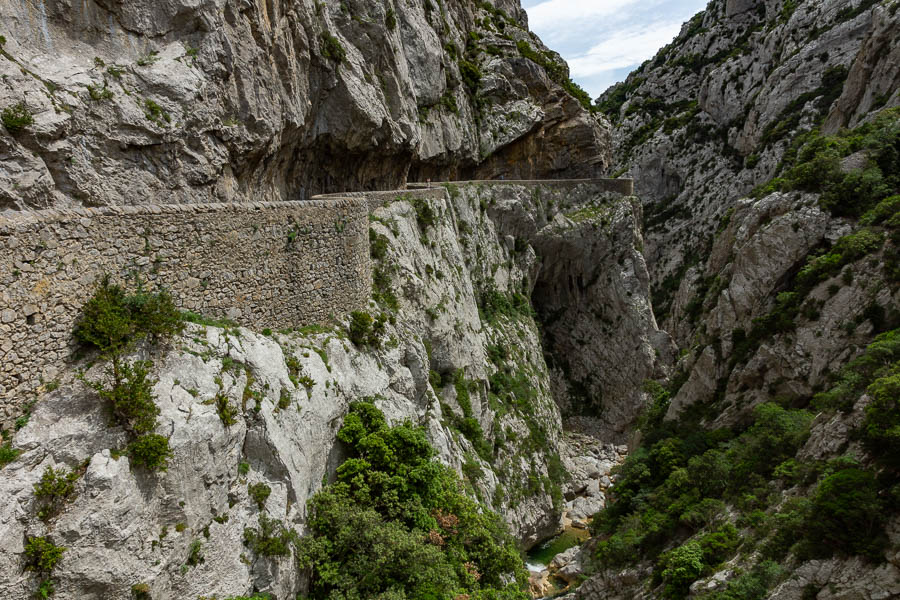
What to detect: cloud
<box><xmin>566</xmin><ymin>21</ymin><xmax>683</xmax><ymax>78</ymax></box>
<box><xmin>526</xmin><ymin>0</ymin><xmax>664</xmax><ymax>31</ymax></box>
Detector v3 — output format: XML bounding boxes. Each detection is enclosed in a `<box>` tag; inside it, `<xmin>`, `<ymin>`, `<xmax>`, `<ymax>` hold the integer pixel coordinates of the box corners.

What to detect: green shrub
<box><xmin>805</xmin><ymin>468</ymin><xmax>886</xmax><ymax>558</ymax></box>
<box><xmin>248</xmin><ymin>482</ymin><xmax>271</xmax><ymax>510</ymax></box>
<box><xmin>127</xmin><ymin>434</ymin><xmax>171</xmax><ymax>471</ymax></box>
<box><xmin>216</xmin><ymin>393</ymin><xmax>239</xmax><ymax>426</ymax></box>
<box><xmin>36</xmin><ymin>578</ymin><xmax>56</xmax><ymax>599</ymax></box>
<box><xmin>1</xmin><ymin>101</ymin><xmax>34</xmax><ymax>133</ymax></box>
<box><xmin>0</xmin><ymin>443</ymin><xmax>21</xmax><ymax>468</ymax></box>
<box><xmin>186</xmin><ymin>539</ymin><xmax>204</xmax><ymax>566</ymax></box>
<box><xmin>143</xmin><ymin>99</ymin><xmax>170</xmax><ymax>124</ymax></box>
<box><xmin>660</xmin><ymin>540</ymin><xmax>703</xmax><ymax>598</ymax></box>
<box><xmin>348</xmin><ymin>311</ymin><xmax>373</xmax><ymax>346</ymax></box>
<box><xmin>369</xmin><ymin>228</ymin><xmax>389</xmax><ymax>260</ymax></box>
<box><xmin>727</xmin><ymin>403</ymin><xmax>812</xmax><ymax>482</ymax></box>
<box><xmin>385</xmin><ymin>8</ymin><xmax>397</xmax><ymax>30</ymax></box>
<box><xmin>75</xmin><ymin>276</ymin><xmax>183</xmax><ymax>355</ymax></box>
<box><xmin>296</xmin><ymin>400</ymin><xmax>529</xmax><ymax>599</ymax></box>
<box><xmin>33</xmin><ymin>466</ymin><xmax>80</xmax><ymax>521</ymax></box>
<box><xmin>90</xmin><ymin>359</ymin><xmax>160</xmax><ymax>435</ymax></box>
<box><xmin>24</xmin><ymin>537</ymin><xmax>65</xmax><ymax>573</ymax></box>
<box><xmin>321</xmin><ymin>33</ymin><xmax>346</xmax><ymax>62</ymax></box>
<box><xmin>459</xmin><ymin>60</ymin><xmax>482</xmax><ymax>93</ymax></box>
<box><xmin>861</xmin><ymin>371</ymin><xmax>900</xmax><ymax>467</ymax></box>
<box><xmin>131</xmin><ymin>583</ymin><xmax>151</xmax><ymax>599</ymax></box>
<box><xmin>243</xmin><ymin>514</ymin><xmax>295</xmax><ymax>556</ymax></box>
<box><xmin>704</xmin><ymin>561</ymin><xmax>783</xmax><ymax>600</ymax></box>
<box><xmin>87</xmin><ymin>83</ymin><xmax>114</xmax><ymax>101</ymax></box>
<box><xmin>348</xmin><ymin>310</ymin><xmax>386</xmax><ymax>347</ymax></box>
<box><xmin>410</xmin><ymin>196</ymin><xmax>436</xmax><ymax>231</ymax></box>
<box><xmin>861</xmin><ymin>194</ymin><xmax>900</xmax><ymax>225</ymax></box>
<box><xmin>478</xmin><ymin>288</ymin><xmax>532</xmax><ymax>324</ymax></box>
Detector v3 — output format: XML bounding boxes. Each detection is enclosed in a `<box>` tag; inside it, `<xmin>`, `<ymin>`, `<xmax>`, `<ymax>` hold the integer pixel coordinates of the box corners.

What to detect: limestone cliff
<box><xmin>0</xmin><ymin>182</ymin><xmax>655</xmax><ymax>598</ymax></box>
<box><xmin>0</xmin><ymin>0</ymin><xmax>609</xmax><ymax>210</ymax></box>
<box><xmin>569</xmin><ymin>0</ymin><xmax>900</xmax><ymax>598</ymax></box>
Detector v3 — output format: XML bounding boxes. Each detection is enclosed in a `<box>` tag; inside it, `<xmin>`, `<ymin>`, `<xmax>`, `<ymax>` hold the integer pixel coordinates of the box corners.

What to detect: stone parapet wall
<box><xmin>313</xmin><ymin>188</ymin><xmax>447</xmax><ymax>213</ymax></box>
<box><xmin>0</xmin><ymin>199</ymin><xmax>370</xmax><ymax>428</ymax></box>
<box><xmin>408</xmin><ymin>178</ymin><xmax>635</xmax><ymax>196</ymax></box>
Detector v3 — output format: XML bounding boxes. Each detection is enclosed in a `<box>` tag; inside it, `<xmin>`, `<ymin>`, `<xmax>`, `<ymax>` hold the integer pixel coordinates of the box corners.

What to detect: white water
<box><xmin>526</xmin><ymin>561</ymin><xmax>547</xmax><ymax>573</ymax></box>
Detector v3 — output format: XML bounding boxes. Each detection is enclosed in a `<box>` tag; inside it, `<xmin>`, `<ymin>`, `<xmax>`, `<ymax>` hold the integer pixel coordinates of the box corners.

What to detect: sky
<box><xmin>521</xmin><ymin>0</ymin><xmax>710</xmax><ymax>100</ymax></box>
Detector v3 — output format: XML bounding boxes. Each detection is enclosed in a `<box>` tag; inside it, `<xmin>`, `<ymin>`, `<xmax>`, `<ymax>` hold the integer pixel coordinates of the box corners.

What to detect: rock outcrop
<box><xmin>0</xmin><ymin>0</ymin><xmax>610</xmax><ymax>211</ymax></box>
<box><xmin>0</xmin><ymin>181</ymin><xmax>654</xmax><ymax>598</ymax></box>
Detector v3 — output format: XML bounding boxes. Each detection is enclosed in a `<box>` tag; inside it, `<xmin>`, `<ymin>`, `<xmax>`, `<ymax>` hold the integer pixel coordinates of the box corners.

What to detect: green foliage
<box><xmin>36</xmin><ymin>578</ymin><xmax>56</xmax><ymax>599</ymax></box>
<box><xmin>348</xmin><ymin>310</ymin><xmax>386</xmax><ymax>347</ymax></box>
<box><xmin>596</xmin><ymin>77</ymin><xmax>645</xmax><ymax>120</ymax></box>
<box><xmin>0</xmin><ymin>442</ymin><xmax>21</xmax><ymax>468</ymax></box>
<box><xmin>216</xmin><ymin>393</ymin><xmax>239</xmax><ymax>426</ymax></box>
<box><xmin>1</xmin><ymin>101</ymin><xmax>34</xmax><ymax>133</ymax></box>
<box><xmin>410</xmin><ymin>195</ymin><xmax>437</xmax><ymax>231</ymax></box>
<box><xmin>91</xmin><ymin>359</ymin><xmax>160</xmax><ymax>435</ymax></box>
<box><xmin>75</xmin><ymin>276</ymin><xmax>183</xmax><ymax>356</ymax></box>
<box><xmin>759</xmin><ymin>65</ymin><xmax>848</xmax><ymax>147</ymax></box>
<box><xmin>861</xmin><ymin>369</ymin><xmax>900</xmax><ymax>466</ymax></box>
<box><xmin>755</xmin><ymin>108</ymin><xmax>900</xmax><ymax>218</ymax></box>
<box><xmin>797</xmin><ymin>229</ymin><xmax>884</xmax><ymax>287</ymax></box>
<box><xmin>296</xmin><ymin>400</ymin><xmax>529</xmax><ymax>599</ymax></box>
<box><xmin>385</xmin><ymin>8</ymin><xmax>397</xmax><ymax>30</ymax></box>
<box><xmin>369</xmin><ymin>228</ymin><xmax>389</xmax><ymax>260</ymax></box>
<box><xmin>660</xmin><ymin>540</ymin><xmax>703</xmax><ymax>598</ymax></box>
<box><xmin>248</xmin><ymin>482</ymin><xmax>271</xmax><ymax>510</ymax></box>
<box><xmin>459</xmin><ymin>60</ymin><xmax>482</xmax><ymax>93</ymax></box>
<box><xmin>87</xmin><ymin>83</ymin><xmax>114</xmax><ymax>101</ymax></box>
<box><xmin>24</xmin><ymin>537</ymin><xmax>65</xmax><ymax>573</ymax></box>
<box><xmin>143</xmin><ymin>99</ymin><xmax>170</xmax><ymax>125</ymax></box>
<box><xmin>703</xmin><ymin>561</ymin><xmax>783</xmax><ymax>600</ymax></box>
<box><xmin>186</xmin><ymin>539</ymin><xmax>204</xmax><ymax>566</ymax></box>
<box><xmin>805</xmin><ymin>468</ymin><xmax>887</xmax><ymax>558</ymax></box>
<box><xmin>813</xmin><ymin>328</ymin><xmax>900</xmax><ymax>443</ymax></box>
<box><xmin>243</xmin><ymin>514</ymin><xmax>295</xmax><ymax>556</ymax></box>
<box><xmin>478</xmin><ymin>288</ymin><xmax>533</xmax><ymax>324</ymax></box>
<box><xmin>131</xmin><ymin>583</ymin><xmax>151</xmax><ymax>599</ymax></box>
<box><xmin>127</xmin><ymin>434</ymin><xmax>171</xmax><ymax>471</ymax></box>
<box><xmin>33</xmin><ymin>466</ymin><xmax>80</xmax><ymax>521</ymax></box>
<box><xmin>321</xmin><ymin>33</ymin><xmax>346</xmax><ymax>63</ymax></box>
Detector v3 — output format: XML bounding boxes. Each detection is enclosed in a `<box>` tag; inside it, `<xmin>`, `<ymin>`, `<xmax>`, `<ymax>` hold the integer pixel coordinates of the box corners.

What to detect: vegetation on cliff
<box><xmin>296</xmin><ymin>400</ymin><xmax>530</xmax><ymax>600</ymax></box>
<box><xmin>590</xmin><ymin>324</ymin><xmax>900</xmax><ymax>598</ymax></box>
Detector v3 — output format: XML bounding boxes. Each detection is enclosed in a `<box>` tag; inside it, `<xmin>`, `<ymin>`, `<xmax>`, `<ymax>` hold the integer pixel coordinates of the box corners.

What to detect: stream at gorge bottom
<box><xmin>526</xmin><ymin>527</ymin><xmax>591</xmax><ymax>598</ymax></box>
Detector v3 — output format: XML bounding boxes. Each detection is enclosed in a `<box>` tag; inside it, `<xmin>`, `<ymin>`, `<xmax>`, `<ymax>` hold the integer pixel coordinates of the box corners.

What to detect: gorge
<box><xmin>0</xmin><ymin>0</ymin><xmax>899</xmax><ymax>599</ymax></box>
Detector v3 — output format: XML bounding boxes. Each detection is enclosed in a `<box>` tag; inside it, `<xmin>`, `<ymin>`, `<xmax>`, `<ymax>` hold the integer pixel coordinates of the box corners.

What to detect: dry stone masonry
<box><xmin>0</xmin><ymin>198</ymin><xmax>371</xmax><ymax>427</ymax></box>
<box><xmin>0</xmin><ymin>178</ymin><xmax>634</xmax><ymax>433</ymax></box>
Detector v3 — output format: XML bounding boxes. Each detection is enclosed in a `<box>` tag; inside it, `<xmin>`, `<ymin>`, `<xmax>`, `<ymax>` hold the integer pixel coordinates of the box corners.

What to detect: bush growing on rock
<box><xmin>1</xmin><ymin>101</ymin><xmax>34</xmax><ymax>133</ymax></box>
<box><xmin>127</xmin><ymin>433</ymin><xmax>171</xmax><ymax>471</ymax></box>
<box><xmin>33</xmin><ymin>465</ymin><xmax>81</xmax><ymax>521</ymax></box>
<box><xmin>24</xmin><ymin>536</ymin><xmax>65</xmax><ymax>573</ymax></box>
<box><xmin>348</xmin><ymin>310</ymin><xmax>386</xmax><ymax>347</ymax></box>
<box><xmin>75</xmin><ymin>276</ymin><xmax>183</xmax><ymax>356</ymax></box>
<box><xmin>295</xmin><ymin>400</ymin><xmax>529</xmax><ymax>599</ymax></box>
<box><xmin>804</xmin><ymin>467</ymin><xmax>887</xmax><ymax>559</ymax></box>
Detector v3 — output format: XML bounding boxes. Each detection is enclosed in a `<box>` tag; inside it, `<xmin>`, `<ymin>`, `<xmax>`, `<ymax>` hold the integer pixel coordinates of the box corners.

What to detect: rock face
<box><xmin>599</xmin><ymin>0</ymin><xmax>899</xmax><ymax>325</ymax></box>
<box><xmin>0</xmin><ymin>0</ymin><xmax>610</xmax><ymax>210</ymax></box>
<box><xmin>0</xmin><ymin>181</ymin><xmax>653</xmax><ymax>598</ymax></box>
<box><xmin>574</xmin><ymin>0</ymin><xmax>900</xmax><ymax>597</ymax></box>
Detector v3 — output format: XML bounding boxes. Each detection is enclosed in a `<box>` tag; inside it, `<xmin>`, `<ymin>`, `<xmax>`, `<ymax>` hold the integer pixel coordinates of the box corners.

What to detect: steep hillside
<box><xmin>0</xmin><ymin>0</ymin><xmax>608</xmax><ymax>210</ymax></box>
<box><xmin>563</xmin><ymin>0</ymin><xmax>900</xmax><ymax>598</ymax></box>
<box><xmin>0</xmin><ymin>181</ymin><xmax>657</xmax><ymax>598</ymax></box>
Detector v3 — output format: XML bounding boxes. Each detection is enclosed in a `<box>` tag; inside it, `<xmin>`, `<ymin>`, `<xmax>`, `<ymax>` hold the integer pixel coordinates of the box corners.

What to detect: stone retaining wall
<box><xmin>0</xmin><ymin>199</ymin><xmax>370</xmax><ymax>428</ymax></box>
<box><xmin>407</xmin><ymin>178</ymin><xmax>635</xmax><ymax>196</ymax></box>
<box><xmin>313</xmin><ymin>188</ymin><xmax>447</xmax><ymax>213</ymax></box>
<box><xmin>0</xmin><ymin>178</ymin><xmax>634</xmax><ymax>429</ymax></box>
